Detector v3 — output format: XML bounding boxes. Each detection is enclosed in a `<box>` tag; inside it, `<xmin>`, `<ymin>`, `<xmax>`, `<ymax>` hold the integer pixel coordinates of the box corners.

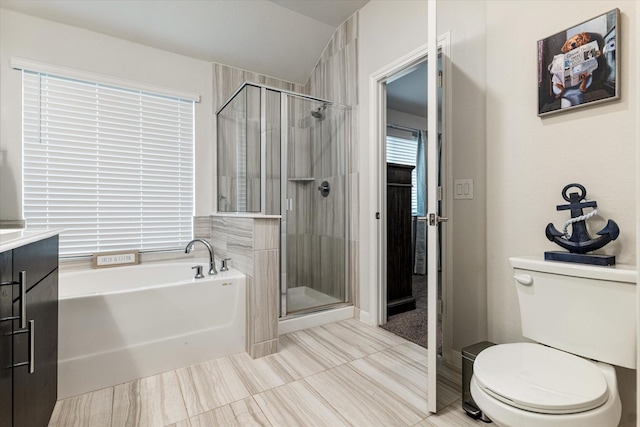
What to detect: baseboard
<box><xmin>358</xmin><ymin>309</ymin><xmax>372</xmax><ymax>325</ymax></box>
<box><xmin>448</xmin><ymin>349</ymin><xmax>463</xmax><ymax>370</ymax></box>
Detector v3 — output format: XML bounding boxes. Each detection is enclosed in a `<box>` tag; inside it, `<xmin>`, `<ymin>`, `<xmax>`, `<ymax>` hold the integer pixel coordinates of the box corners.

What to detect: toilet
<box><xmin>470</xmin><ymin>256</ymin><xmax>637</xmax><ymax>427</ymax></box>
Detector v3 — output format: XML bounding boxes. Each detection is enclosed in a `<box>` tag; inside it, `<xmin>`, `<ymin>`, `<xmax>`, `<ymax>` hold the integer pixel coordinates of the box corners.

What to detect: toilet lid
<box><xmin>473</xmin><ymin>343</ymin><xmax>609</xmax><ymax>414</ymax></box>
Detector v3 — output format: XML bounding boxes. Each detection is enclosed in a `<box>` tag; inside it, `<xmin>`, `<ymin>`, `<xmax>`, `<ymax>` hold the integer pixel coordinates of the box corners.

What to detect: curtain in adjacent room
<box><xmin>414</xmin><ymin>130</ymin><xmax>427</xmax><ymax>275</ymax></box>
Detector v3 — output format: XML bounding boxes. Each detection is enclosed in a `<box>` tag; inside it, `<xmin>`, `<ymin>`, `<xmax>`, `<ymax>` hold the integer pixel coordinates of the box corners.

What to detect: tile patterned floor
<box><xmin>49</xmin><ymin>319</ymin><xmax>483</xmax><ymax>427</ymax></box>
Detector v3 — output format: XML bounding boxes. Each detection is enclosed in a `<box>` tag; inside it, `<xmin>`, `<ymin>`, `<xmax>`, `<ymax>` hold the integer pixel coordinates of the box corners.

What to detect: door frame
<box><xmin>369</xmin><ymin>34</ymin><xmax>451</xmax><ymax>331</ymax></box>
<box><xmin>370</xmin><ymin>44</ymin><xmax>428</xmax><ymax>327</ymax></box>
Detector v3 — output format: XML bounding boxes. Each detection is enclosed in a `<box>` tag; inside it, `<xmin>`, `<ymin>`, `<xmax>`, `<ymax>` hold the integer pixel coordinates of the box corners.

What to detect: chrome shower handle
<box><xmin>318</xmin><ymin>181</ymin><xmax>330</xmax><ymax>197</ymax></box>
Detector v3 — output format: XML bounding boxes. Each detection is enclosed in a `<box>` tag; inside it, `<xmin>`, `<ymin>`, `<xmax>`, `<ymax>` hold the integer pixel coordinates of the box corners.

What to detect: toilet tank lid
<box><xmin>509</xmin><ymin>256</ymin><xmax>636</xmax><ymax>284</ymax></box>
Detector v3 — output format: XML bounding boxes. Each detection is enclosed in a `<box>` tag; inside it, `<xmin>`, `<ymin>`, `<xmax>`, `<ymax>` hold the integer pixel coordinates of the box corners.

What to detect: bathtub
<box><xmin>58</xmin><ymin>259</ymin><xmax>246</xmax><ymax>399</ymax></box>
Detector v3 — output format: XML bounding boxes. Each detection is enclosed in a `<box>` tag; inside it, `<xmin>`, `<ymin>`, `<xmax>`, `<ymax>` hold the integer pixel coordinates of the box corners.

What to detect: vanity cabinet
<box><xmin>0</xmin><ymin>235</ymin><xmax>59</xmax><ymax>427</ymax></box>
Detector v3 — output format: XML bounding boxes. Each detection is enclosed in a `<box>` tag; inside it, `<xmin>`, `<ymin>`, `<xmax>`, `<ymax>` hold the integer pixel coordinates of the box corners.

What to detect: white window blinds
<box><xmin>22</xmin><ymin>70</ymin><xmax>194</xmax><ymax>256</ymax></box>
<box><xmin>386</xmin><ymin>135</ymin><xmax>418</xmax><ymax>215</ymax></box>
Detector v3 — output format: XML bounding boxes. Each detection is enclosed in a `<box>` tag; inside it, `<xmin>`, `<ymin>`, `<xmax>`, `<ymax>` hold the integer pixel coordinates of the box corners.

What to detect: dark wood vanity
<box><xmin>1</xmin><ymin>232</ymin><xmax>59</xmax><ymax>427</ymax></box>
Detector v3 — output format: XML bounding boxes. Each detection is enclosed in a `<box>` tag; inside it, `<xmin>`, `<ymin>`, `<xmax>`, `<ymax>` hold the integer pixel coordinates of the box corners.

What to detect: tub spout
<box><xmin>185</xmin><ymin>239</ymin><xmax>218</xmax><ymax>275</ymax></box>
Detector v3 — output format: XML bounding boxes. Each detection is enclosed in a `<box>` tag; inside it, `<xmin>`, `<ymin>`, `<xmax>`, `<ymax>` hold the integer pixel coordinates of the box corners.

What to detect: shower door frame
<box><xmin>279</xmin><ymin>92</ymin><xmax>351</xmax><ymax>319</ymax></box>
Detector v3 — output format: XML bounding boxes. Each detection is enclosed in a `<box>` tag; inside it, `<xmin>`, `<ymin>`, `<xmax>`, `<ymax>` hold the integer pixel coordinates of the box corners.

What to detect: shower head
<box><xmin>311</xmin><ymin>104</ymin><xmax>327</xmax><ymax>120</ymax></box>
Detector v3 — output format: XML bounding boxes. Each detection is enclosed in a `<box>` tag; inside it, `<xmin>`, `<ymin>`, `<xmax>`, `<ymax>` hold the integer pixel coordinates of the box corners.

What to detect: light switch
<box><xmin>453</xmin><ymin>179</ymin><xmax>474</xmax><ymax>200</ymax></box>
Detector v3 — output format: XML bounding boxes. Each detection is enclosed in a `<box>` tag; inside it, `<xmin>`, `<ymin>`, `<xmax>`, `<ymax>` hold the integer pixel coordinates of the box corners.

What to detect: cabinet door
<box><xmin>13</xmin><ymin>271</ymin><xmax>58</xmax><ymax>427</ymax></box>
<box><xmin>0</xmin><ymin>251</ymin><xmax>12</xmax><ymax>427</ymax></box>
<box><xmin>13</xmin><ymin>236</ymin><xmax>58</xmax><ymax>292</ymax></box>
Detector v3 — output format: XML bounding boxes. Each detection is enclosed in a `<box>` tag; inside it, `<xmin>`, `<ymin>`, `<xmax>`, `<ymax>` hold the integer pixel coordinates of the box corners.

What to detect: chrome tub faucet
<box><xmin>185</xmin><ymin>238</ymin><xmax>218</xmax><ymax>275</ymax></box>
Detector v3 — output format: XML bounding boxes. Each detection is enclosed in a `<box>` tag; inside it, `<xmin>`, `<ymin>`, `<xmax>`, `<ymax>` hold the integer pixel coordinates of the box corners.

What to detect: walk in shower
<box><xmin>216</xmin><ymin>83</ymin><xmax>350</xmax><ymax>318</ymax></box>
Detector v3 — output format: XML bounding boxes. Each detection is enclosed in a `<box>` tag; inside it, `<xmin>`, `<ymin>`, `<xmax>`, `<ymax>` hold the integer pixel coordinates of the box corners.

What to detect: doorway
<box><xmin>380</xmin><ymin>60</ymin><xmax>430</xmax><ymax>348</ymax></box>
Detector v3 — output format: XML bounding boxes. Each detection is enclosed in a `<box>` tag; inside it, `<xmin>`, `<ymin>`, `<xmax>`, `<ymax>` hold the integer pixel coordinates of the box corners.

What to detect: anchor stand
<box><xmin>544</xmin><ymin>183</ymin><xmax>619</xmax><ymax>266</ymax></box>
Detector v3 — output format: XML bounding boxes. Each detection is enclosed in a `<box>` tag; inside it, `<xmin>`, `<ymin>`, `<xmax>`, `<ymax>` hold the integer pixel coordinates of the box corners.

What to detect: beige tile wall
<box><xmin>210</xmin><ymin>215</ymin><xmax>280</xmax><ymax>359</ymax></box>
<box><xmin>306</xmin><ymin>12</ymin><xmax>360</xmax><ymax>308</ymax></box>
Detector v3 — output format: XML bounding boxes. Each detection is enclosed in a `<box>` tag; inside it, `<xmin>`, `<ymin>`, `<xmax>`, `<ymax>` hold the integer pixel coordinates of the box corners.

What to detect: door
<box><xmin>0</xmin><ymin>251</ymin><xmax>12</xmax><ymax>427</ymax></box>
<box><xmin>280</xmin><ymin>95</ymin><xmax>349</xmax><ymax>317</ymax></box>
<box><xmin>427</xmin><ymin>2</ymin><xmax>447</xmax><ymax>412</ymax></box>
<box><xmin>13</xmin><ymin>271</ymin><xmax>58</xmax><ymax>427</ymax></box>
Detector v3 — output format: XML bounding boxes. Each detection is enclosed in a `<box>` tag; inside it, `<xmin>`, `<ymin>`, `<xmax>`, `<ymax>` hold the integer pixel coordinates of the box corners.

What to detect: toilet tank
<box><xmin>509</xmin><ymin>256</ymin><xmax>637</xmax><ymax>369</ymax></box>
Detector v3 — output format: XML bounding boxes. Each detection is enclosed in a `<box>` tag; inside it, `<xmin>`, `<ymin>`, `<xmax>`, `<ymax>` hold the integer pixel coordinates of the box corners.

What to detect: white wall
<box><xmin>637</xmin><ymin>1</ymin><xmax>640</xmax><ymax>421</ymax></box>
<box><xmin>357</xmin><ymin>0</ymin><xmax>428</xmax><ymax>319</ymax></box>
<box><xmin>437</xmin><ymin>0</ymin><xmax>488</xmax><ymax>353</ymax></box>
<box><xmin>387</xmin><ymin>109</ymin><xmax>427</xmax><ymax>132</ymax></box>
<box><xmin>485</xmin><ymin>1</ymin><xmax>637</xmax><ymax>424</ymax></box>
<box><xmin>0</xmin><ymin>9</ymin><xmax>214</xmax><ymax>220</ymax></box>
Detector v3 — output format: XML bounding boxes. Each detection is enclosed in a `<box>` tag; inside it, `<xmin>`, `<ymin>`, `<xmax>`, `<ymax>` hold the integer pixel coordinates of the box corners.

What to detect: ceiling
<box><xmin>387</xmin><ymin>61</ymin><xmax>427</xmax><ymax>118</ymax></box>
<box><xmin>0</xmin><ymin>0</ymin><xmax>368</xmax><ymax>85</ymax></box>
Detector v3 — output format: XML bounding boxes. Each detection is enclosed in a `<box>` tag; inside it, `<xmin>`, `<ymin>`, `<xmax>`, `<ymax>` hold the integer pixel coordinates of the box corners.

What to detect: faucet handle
<box><xmin>192</xmin><ymin>265</ymin><xmax>204</xmax><ymax>279</ymax></box>
<box><xmin>220</xmin><ymin>258</ymin><xmax>231</xmax><ymax>272</ymax></box>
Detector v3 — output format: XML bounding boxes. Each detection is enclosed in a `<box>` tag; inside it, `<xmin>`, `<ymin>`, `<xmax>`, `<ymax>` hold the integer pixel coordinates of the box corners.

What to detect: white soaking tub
<box><xmin>58</xmin><ymin>259</ymin><xmax>246</xmax><ymax>398</ymax></box>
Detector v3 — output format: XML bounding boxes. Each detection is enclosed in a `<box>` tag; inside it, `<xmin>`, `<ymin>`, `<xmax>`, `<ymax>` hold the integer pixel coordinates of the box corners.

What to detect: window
<box><xmin>21</xmin><ymin>70</ymin><xmax>195</xmax><ymax>256</ymax></box>
<box><xmin>386</xmin><ymin>135</ymin><xmax>418</xmax><ymax>215</ymax></box>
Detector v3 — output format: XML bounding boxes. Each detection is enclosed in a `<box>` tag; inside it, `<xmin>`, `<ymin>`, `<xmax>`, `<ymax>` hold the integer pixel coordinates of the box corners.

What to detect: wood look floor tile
<box><xmin>267</xmin><ymin>333</ymin><xmax>340</xmax><ymax>380</ymax></box>
<box><xmin>436</xmin><ymin>371</ymin><xmax>462</xmax><ymax>410</ymax></box>
<box><xmin>348</xmin><ymin>344</ymin><xmax>429</xmax><ymax>417</ymax></box>
<box><xmin>417</xmin><ymin>399</ymin><xmax>483</xmax><ymax>426</ymax></box>
<box><xmin>165</xmin><ymin>419</ymin><xmax>191</xmax><ymax>427</ymax></box>
<box><xmin>112</xmin><ymin>371</ymin><xmax>188</xmax><ymax>427</ymax></box>
<box><xmin>254</xmin><ymin>380</ymin><xmax>350</xmax><ymax>427</ymax></box>
<box><xmin>228</xmin><ymin>351</ymin><xmax>294</xmax><ymax>395</ymax></box>
<box><xmin>48</xmin><ymin>319</ymin><xmax>476</xmax><ymax>427</ymax></box>
<box><xmin>305</xmin><ymin>364</ymin><xmax>425</xmax><ymax>426</ymax></box>
<box><xmin>189</xmin><ymin>397</ymin><xmax>270</xmax><ymax>427</ymax></box>
<box><xmin>338</xmin><ymin>318</ymin><xmax>408</xmax><ymax>349</ymax></box>
<box><xmin>48</xmin><ymin>387</ymin><xmax>113</xmax><ymax>427</ymax></box>
<box><xmin>176</xmin><ymin>356</ymin><xmax>251</xmax><ymax>417</ymax></box>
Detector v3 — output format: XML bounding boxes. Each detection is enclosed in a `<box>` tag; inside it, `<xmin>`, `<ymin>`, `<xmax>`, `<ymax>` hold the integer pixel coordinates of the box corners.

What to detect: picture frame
<box><xmin>92</xmin><ymin>250</ymin><xmax>139</xmax><ymax>268</ymax></box>
<box><xmin>537</xmin><ymin>9</ymin><xmax>619</xmax><ymax>117</ymax></box>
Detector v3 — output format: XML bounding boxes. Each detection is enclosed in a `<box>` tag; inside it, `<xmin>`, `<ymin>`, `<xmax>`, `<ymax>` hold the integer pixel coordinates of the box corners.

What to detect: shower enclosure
<box><xmin>216</xmin><ymin>83</ymin><xmax>350</xmax><ymax>317</ymax></box>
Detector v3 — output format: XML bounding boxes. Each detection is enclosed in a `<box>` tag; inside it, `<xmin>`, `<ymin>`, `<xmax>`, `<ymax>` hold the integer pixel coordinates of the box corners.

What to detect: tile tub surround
<box><xmin>49</xmin><ymin>319</ymin><xmax>471</xmax><ymax>427</ymax></box>
<box><xmin>211</xmin><ymin>214</ymin><xmax>280</xmax><ymax>358</ymax></box>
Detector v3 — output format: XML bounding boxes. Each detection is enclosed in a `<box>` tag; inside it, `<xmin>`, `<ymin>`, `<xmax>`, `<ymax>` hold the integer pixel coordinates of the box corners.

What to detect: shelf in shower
<box><xmin>288</xmin><ymin>178</ymin><xmax>315</xmax><ymax>183</ymax></box>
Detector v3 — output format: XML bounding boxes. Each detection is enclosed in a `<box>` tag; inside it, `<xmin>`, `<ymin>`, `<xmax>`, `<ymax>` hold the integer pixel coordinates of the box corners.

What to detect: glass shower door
<box><xmin>280</xmin><ymin>95</ymin><xmax>349</xmax><ymax>316</ymax></box>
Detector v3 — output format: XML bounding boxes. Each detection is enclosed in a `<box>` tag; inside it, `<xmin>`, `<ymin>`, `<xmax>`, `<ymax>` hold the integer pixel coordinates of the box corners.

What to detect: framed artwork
<box><xmin>537</xmin><ymin>9</ymin><xmax>619</xmax><ymax>116</ymax></box>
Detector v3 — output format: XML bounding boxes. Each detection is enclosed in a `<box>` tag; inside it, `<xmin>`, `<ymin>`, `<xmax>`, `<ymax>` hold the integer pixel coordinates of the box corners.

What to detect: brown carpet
<box><xmin>381</xmin><ymin>275</ymin><xmax>428</xmax><ymax>348</ymax></box>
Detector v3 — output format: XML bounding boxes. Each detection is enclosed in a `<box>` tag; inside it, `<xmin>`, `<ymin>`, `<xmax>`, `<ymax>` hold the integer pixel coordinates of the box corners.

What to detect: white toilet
<box><xmin>471</xmin><ymin>256</ymin><xmax>637</xmax><ymax>427</ymax></box>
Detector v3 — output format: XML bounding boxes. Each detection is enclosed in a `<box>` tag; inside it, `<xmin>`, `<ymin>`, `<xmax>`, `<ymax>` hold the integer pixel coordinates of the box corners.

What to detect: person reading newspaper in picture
<box><xmin>548</xmin><ymin>32</ymin><xmax>602</xmax><ymax>108</ymax></box>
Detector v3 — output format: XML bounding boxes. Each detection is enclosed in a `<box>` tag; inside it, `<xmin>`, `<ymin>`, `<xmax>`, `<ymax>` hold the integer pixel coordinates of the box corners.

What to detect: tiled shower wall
<box><xmin>285</xmin><ymin>98</ymin><xmax>348</xmax><ymax>302</ymax></box>
<box><xmin>305</xmin><ymin>12</ymin><xmax>360</xmax><ymax>311</ymax></box>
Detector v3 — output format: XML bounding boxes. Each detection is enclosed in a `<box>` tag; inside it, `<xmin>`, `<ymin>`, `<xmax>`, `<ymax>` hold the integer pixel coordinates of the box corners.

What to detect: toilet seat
<box><xmin>473</xmin><ymin>343</ymin><xmax>608</xmax><ymax>414</ymax></box>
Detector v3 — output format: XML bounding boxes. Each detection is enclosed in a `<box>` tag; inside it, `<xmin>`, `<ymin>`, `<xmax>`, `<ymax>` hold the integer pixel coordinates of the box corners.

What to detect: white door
<box><xmin>426</xmin><ymin>1</ymin><xmax>441</xmax><ymax>413</ymax></box>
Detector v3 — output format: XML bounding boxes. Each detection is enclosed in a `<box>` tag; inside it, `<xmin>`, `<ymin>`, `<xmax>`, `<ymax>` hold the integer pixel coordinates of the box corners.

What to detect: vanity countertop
<box><xmin>0</xmin><ymin>228</ymin><xmax>63</xmax><ymax>253</ymax></box>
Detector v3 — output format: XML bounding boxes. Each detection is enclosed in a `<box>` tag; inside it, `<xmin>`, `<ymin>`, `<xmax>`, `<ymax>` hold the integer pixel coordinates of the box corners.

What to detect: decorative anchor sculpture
<box><xmin>544</xmin><ymin>183</ymin><xmax>619</xmax><ymax>266</ymax></box>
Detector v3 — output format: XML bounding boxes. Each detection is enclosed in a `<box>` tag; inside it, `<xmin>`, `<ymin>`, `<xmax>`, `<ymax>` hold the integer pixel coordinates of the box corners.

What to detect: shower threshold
<box><xmin>279</xmin><ymin>302</ymin><xmax>354</xmax><ymax>335</ymax></box>
<box><xmin>286</xmin><ymin>286</ymin><xmax>342</xmax><ymax>313</ymax></box>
